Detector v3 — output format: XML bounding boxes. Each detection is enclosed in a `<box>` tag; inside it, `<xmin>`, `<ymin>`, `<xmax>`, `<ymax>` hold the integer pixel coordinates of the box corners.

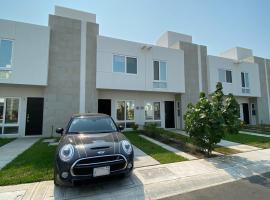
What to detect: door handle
<box><xmin>27</xmin><ymin>114</ymin><xmax>30</xmax><ymax>123</ymax></box>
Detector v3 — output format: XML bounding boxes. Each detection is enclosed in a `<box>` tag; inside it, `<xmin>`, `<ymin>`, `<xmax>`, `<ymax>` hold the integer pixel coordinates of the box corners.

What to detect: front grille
<box><xmin>71</xmin><ymin>154</ymin><xmax>127</xmax><ymax>176</ymax></box>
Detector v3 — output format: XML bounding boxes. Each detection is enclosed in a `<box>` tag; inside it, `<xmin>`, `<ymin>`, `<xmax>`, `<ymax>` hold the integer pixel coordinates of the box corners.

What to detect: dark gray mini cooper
<box><xmin>54</xmin><ymin>113</ymin><xmax>134</xmax><ymax>186</ymax></box>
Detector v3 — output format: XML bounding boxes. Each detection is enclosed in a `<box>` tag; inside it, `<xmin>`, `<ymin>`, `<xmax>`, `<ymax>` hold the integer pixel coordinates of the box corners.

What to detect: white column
<box><xmin>79</xmin><ymin>21</ymin><xmax>87</xmax><ymax>113</ymax></box>
<box><xmin>197</xmin><ymin>45</ymin><xmax>202</xmax><ymax>92</ymax></box>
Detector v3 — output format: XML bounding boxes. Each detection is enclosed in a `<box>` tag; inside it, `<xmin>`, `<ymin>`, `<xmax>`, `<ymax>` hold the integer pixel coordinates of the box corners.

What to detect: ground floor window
<box><xmin>116</xmin><ymin>100</ymin><xmax>135</xmax><ymax>128</ymax></box>
<box><xmin>0</xmin><ymin>97</ymin><xmax>19</xmax><ymax>134</ymax></box>
<box><xmin>144</xmin><ymin>101</ymin><xmax>161</xmax><ymax>127</ymax></box>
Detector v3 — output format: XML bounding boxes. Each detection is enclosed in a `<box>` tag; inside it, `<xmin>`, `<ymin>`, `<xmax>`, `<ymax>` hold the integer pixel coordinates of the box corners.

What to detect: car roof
<box><xmin>72</xmin><ymin>113</ymin><xmax>110</xmax><ymax>118</ymax></box>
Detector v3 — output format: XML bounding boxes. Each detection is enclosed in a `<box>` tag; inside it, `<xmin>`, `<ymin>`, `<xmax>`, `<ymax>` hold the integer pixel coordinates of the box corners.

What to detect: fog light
<box><xmin>127</xmin><ymin>163</ymin><xmax>133</xmax><ymax>169</ymax></box>
<box><xmin>61</xmin><ymin>172</ymin><xmax>68</xmax><ymax>179</ymax></box>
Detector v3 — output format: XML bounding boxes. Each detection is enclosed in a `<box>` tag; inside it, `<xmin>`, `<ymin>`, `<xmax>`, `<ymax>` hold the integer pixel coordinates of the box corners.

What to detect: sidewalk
<box><xmin>1</xmin><ymin>148</ymin><xmax>270</xmax><ymax>200</ymax></box>
<box><xmin>0</xmin><ymin>138</ymin><xmax>39</xmax><ymax>169</ymax></box>
<box><xmin>240</xmin><ymin>130</ymin><xmax>270</xmax><ymax>138</ymax></box>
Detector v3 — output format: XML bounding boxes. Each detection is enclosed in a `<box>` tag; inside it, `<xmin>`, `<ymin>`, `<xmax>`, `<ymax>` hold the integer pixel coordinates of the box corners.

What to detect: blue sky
<box><xmin>1</xmin><ymin>0</ymin><xmax>269</xmax><ymax>58</ymax></box>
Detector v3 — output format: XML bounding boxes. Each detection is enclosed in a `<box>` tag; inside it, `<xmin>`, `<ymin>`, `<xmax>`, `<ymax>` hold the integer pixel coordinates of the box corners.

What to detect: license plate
<box><xmin>93</xmin><ymin>166</ymin><xmax>110</xmax><ymax>177</ymax></box>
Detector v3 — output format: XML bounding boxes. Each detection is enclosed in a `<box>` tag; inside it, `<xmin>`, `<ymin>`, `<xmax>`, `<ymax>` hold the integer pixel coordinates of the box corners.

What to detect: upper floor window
<box><xmin>153</xmin><ymin>60</ymin><xmax>167</xmax><ymax>88</ymax></box>
<box><xmin>0</xmin><ymin>39</ymin><xmax>13</xmax><ymax>69</ymax></box>
<box><xmin>241</xmin><ymin>72</ymin><xmax>250</xmax><ymax>93</ymax></box>
<box><xmin>0</xmin><ymin>39</ymin><xmax>13</xmax><ymax>79</ymax></box>
<box><xmin>113</xmin><ymin>55</ymin><xmax>137</xmax><ymax>74</ymax></box>
<box><xmin>218</xmin><ymin>69</ymin><xmax>232</xmax><ymax>83</ymax></box>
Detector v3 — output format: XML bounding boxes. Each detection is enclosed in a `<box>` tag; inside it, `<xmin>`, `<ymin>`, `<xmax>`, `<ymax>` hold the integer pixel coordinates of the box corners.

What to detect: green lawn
<box><xmin>124</xmin><ymin>131</ymin><xmax>187</xmax><ymax>164</ymax></box>
<box><xmin>0</xmin><ymin>138</ymin><xmax>16</xmax><ymax>147</ymax></box>
<box><xmin>224</xmin><ymin>133</ymin><xmax>270</xmax><ymax>149</ymax></box>
<box><xmin>0</xmin><ymin>139</ymin><xmax>57</xmax><ymax>186</ymax></box>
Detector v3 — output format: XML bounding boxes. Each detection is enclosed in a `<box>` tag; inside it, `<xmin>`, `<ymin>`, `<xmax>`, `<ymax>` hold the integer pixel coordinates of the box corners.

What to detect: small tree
<box><xmin>223</xmin><ymin>93</ymin><xmax>241</xmax><ymax>134</ymax></box>
<box><xmin>184</xmin><ymin>82</ymin><xmax>240</xmax><ymax>156</ymax></box>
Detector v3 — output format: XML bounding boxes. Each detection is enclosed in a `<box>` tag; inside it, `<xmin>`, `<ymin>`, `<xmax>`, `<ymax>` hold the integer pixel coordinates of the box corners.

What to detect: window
<box><xmin>153</xmin><ymin>60</ymin><xmax>167</xmax><ymax>88</ymax></box>
<box><xmin>218</xmin><ymin>69</ymin><xmax>232</xmax><ymax>83</ymax></box>
<box><xmin>116</xmin><ymin>100</ymin><xmax>135</xmax><ymax>128</ymax></box>
<box><xmin>241</xmin><ymin>72</ymin><xmax>250</xmax><ymax>93</ymax></box>
<box><xmin>0</xmin><ymin>98</ymin><xmax>19</xmax><ymax>135</ymax></box>
<box><xmin>68</xmin><ymin>117</ymin><xmax>117</xmax><ymax>133</ymax></box>
<box><xmin>145</xmin><ymin>102</ymin><xmax>161</xmax><ymax>124</ymax></box>
<box><xmin>0</xmin><ymin>39</ymin><xmax>13</xmax><ymax>79</ymax></box>
<box><xmin>113</xmin><ymin>55</ymin><xmax>137</xmax><ymax>74</ymax></box>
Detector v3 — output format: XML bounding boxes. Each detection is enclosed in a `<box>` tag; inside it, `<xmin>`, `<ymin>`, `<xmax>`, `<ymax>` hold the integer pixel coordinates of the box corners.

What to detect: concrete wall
<box><xmin>156</xmin><ymin>31</ymin><xmax>192</xmax><ymax>47</ymax></box>
<box><xmin>0</xmin><ymin>19</ymin><xmax>49</xmax><ymax>86</ymax></box>
<box><xmin>0</xmin><ymin>84</ymin><xmax>44</xmax><ymax>137</ymax></box>
<box><xmin>96</xmin><ymin>36</ymin><xmax>185</xmax><ymax>93</ymax></box>
<box><xmin>253</xmin><ymin>57</ymin><xmax>270</xmax><ymax>124</ymax></box>
<box><xmin>220</xmin><ymin>47</ymin><xmax>253</xmax><ymax>60</ymax></box>
<box><xmin>43</xmin><ymin>15</ymin><xmax>81</xmax><ymax>137</ymax></box>
<box><xmin>208</xmin><ymin>55</ymin><xmax>261</xmax><ymax>97</ymax></box>
<box><xmin>178</xmin><ymin>41</ymin><xmax>203</xmax><ymax>129</ymax></box>
<box><xmin>85</xmin><ymin>22</ymin><xmax>99</xmax><ymax>113</ymax></box>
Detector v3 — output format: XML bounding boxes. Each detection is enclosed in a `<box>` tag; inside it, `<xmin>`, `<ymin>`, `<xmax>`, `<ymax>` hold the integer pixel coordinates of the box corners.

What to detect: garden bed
<box><xmin>138</xmin><ymin>128</ymin><xmax>241</xmax><ymax>158</ymax></box>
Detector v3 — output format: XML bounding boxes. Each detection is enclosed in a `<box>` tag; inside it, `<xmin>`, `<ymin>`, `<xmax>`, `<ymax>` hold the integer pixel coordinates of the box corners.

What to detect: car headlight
<box><xmin>59</xmin><ymin>144</ymin><xmax>74</xmax><ymax>162</ymax></box>
<box><xmin>121</xmin><ymin>140</ymin><xmax>132</xmax><ymax>155</ymax></box>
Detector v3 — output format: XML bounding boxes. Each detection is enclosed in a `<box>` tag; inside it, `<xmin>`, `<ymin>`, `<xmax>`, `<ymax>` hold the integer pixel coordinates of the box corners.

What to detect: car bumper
<box><xmin>55</xmin><ymin>154</ymin><xmax>134</xmax><ymax>185</ymax></box>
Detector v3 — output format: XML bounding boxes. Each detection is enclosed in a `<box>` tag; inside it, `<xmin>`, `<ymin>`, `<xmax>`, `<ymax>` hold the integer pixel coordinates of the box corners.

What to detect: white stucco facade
<box><xmin>207</xmin><ymin>55</ymin><xmax>261</xmax><ymax>97</ymax></box>
<box><xmin>0</xmin><ymin>19</ymin><xmax>49</xmax><ymax>86</ymax></box>
<box><xmin>96</xmin><ymin>36</ymin><xmax>185</xmax><ymax>93</ymax></box>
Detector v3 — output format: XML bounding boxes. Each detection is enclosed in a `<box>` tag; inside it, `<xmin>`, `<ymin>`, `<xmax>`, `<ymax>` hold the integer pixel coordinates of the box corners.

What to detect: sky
<box><xmin>0</xmin><ymin>0</ymin><xmax>269</xmax><ymax>58</ymax></box>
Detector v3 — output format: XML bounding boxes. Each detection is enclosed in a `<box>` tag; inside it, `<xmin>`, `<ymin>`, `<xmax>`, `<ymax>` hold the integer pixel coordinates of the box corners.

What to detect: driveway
<box><xmin>1</xmin><ymin>148</ymin><xmax>270</xmax><ymax>199</ymax></box>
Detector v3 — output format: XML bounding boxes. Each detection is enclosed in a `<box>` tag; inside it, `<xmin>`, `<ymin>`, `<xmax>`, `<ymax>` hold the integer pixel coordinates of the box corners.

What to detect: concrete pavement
<box><xmin>1</xmin><ymin>148</ymin><xmax>270</xmax><ymax>200</ymax></box>
<box><xmin>133</xmin><ymin>145</ymin><xmax>160</xmax><ymax>168</ymax></box>
<box><xmin>162</xmin><ymin>172</ymin><xmax>270</xmax><ymax>200</ymax></box>
<box><xmin>0</xmin><ymin>138</ymin><xmax>39</xmax><ymax>169</ymax></box>
<box><xmin>240</xmin><ymin>130</ymin><xmax>270</xmax><ymax>138</ymax></box>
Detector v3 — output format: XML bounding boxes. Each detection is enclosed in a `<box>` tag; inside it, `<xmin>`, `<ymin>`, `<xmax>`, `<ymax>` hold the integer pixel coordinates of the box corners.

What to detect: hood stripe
<box><xmin>72</xmin><ymin>135</ymin><xmax>82</xmax><ymax>158</ymax></box>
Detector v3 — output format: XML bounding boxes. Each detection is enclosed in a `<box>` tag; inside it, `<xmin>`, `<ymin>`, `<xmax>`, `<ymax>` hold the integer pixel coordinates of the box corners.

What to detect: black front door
<box><xmin>165</xmin><ymin>101</ymin><xmax>175</xmax><ymax>128</ymax></box>
<box><xmin>243</xmin><ymin>103</ymin><xmax>250</xmax><ymax>124</ymax></box>
<box><xmin>25</xmin><ymin>98</ymin><xmax>44</xmax><ymax>136</ymax></box>
<box><xmin>98</xmin><ymin>99</ymin><xmax>111</xmax><ymax>116</ymax></box>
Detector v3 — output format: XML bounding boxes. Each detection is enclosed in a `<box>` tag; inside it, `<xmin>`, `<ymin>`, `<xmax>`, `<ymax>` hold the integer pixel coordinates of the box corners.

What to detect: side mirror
<box><xmin>56</xmin><ymin>128</ymin><xmax>64</xmax><ymax>134</ymax></box>
<box><xmin>118</xmin><ymin>125</ymin><xmax>124</xmax><ymax>132</ymax></box>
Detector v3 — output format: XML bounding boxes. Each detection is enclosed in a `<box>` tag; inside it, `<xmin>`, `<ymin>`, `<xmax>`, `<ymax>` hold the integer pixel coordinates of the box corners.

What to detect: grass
<box><xmin>140</xmin><ymin>128</ymin><xmax>242</xmax><ymax>157</ymax></box>
<box><xmin>0</xmin><ymin>139</ymin><xmax>57</xmax><ymax>186</ymax></box>
<box><xmin>0</xmin><ymin>138</ymin><xmax>16</xmax><ymax>147</ymax></box>
<box><xmin>224</xmin><ymin>132</ymin><xmax>270</xmax><ymax>149</ymax></box>
<box><xmin>124</xmin><ymin>131</ymin><xmax>187</xmax><ymax>164</ymax></box>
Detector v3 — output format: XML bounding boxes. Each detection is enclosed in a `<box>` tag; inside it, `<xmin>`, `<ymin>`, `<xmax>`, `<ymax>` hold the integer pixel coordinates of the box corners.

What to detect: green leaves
<box><xmin>184</xmin><ymin>83</ymin><xmax>240</xmax><ymax>156</ymax></box>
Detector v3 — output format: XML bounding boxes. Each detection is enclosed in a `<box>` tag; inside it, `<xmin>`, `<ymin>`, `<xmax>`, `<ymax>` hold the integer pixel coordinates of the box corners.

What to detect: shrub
<box><xmin>184</xmin><ymin>82</ymin><xmax>240</xmax><ymax>156</ymax></box>
<box><xmin>131</xmin><ymin>123</ymin><xmax>139</xmax><ymax>131</ymax></box>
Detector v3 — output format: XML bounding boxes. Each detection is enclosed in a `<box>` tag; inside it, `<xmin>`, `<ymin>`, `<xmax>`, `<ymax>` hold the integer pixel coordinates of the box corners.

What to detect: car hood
<box><xmin>59</xmin><ymin>132</ymin><xmax>126</xmax><ymax>158</ymax></box>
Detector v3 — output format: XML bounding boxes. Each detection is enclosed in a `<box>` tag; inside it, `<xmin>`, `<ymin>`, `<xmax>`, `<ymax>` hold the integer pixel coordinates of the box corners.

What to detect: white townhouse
<box><xmin>0</xmin><ymin>6</ymin><xmax>269</xmax><ymax>137</ymax></box>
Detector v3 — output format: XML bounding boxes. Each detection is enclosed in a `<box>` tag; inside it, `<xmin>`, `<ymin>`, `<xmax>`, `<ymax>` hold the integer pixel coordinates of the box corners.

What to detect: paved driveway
<box><xmin>1</xmin><ymin>148</ymin><xmax>270</xmax><ymax>200</ymax></box>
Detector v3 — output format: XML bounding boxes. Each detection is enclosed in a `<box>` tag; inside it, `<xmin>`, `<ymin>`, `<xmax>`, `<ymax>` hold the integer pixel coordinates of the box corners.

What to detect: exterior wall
<box><xmin>253</xmin><ymin>57</ymin><xmax>270</xmax><ymax>124</ymax></box>
<box><xmin>207</xmin><ymin>55</ymin><xmax>261</xmax><ymax>97</ymax></box>
<box><xmin>156</xmin><ymin>31</ymin><xmax>192</xmax><ymax>48</ymax></box>
<box><xmin>42</xmin><ymin>15</ymin><xmax>81</xmax><ymax>137</ymax></box>
<box><xmin>98</xmin><ymin>89</ymin><xmax>177</xmax><ymax>128</ymax></box>
<box><xmin>85</xmin><ymin>22</ymin><xmax>99</xmax><ymax>113</ymax></box>
<box><xmin>177</xmin><ymin>41</ymin><xmax>206</xmax><ymax>129</ymax></box>
<box><xmin>96</xmin><ymin>36</ymin><xmax>185</xmax><ymax>93</ymax></box>
<box><xmin>0</xmin><ymin>84</ymin><xmax>44</xmax><ymax>137</ymax></box>
<box><xmin>200</xmin><ymin>46</ymin><xmax>208</xmax><ymax>95</ymax></box>
<box><xmin>0</xmin><ymin>19</ymin><xmax>49</xmax><ymax>85</ymax></box>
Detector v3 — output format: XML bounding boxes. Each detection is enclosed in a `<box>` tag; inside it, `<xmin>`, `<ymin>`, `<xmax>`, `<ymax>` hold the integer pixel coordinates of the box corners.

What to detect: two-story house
<box><xmin>0</xmin><ymin>6</ymin><xmax>270</xmax><ymax>137</ymax></box>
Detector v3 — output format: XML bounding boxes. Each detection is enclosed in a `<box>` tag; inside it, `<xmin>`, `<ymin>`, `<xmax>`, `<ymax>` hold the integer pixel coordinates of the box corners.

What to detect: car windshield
<box><xmin>68</xmin><ymin>116</ymin><xmax>118</xmax><ymax>133</ymax></box>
